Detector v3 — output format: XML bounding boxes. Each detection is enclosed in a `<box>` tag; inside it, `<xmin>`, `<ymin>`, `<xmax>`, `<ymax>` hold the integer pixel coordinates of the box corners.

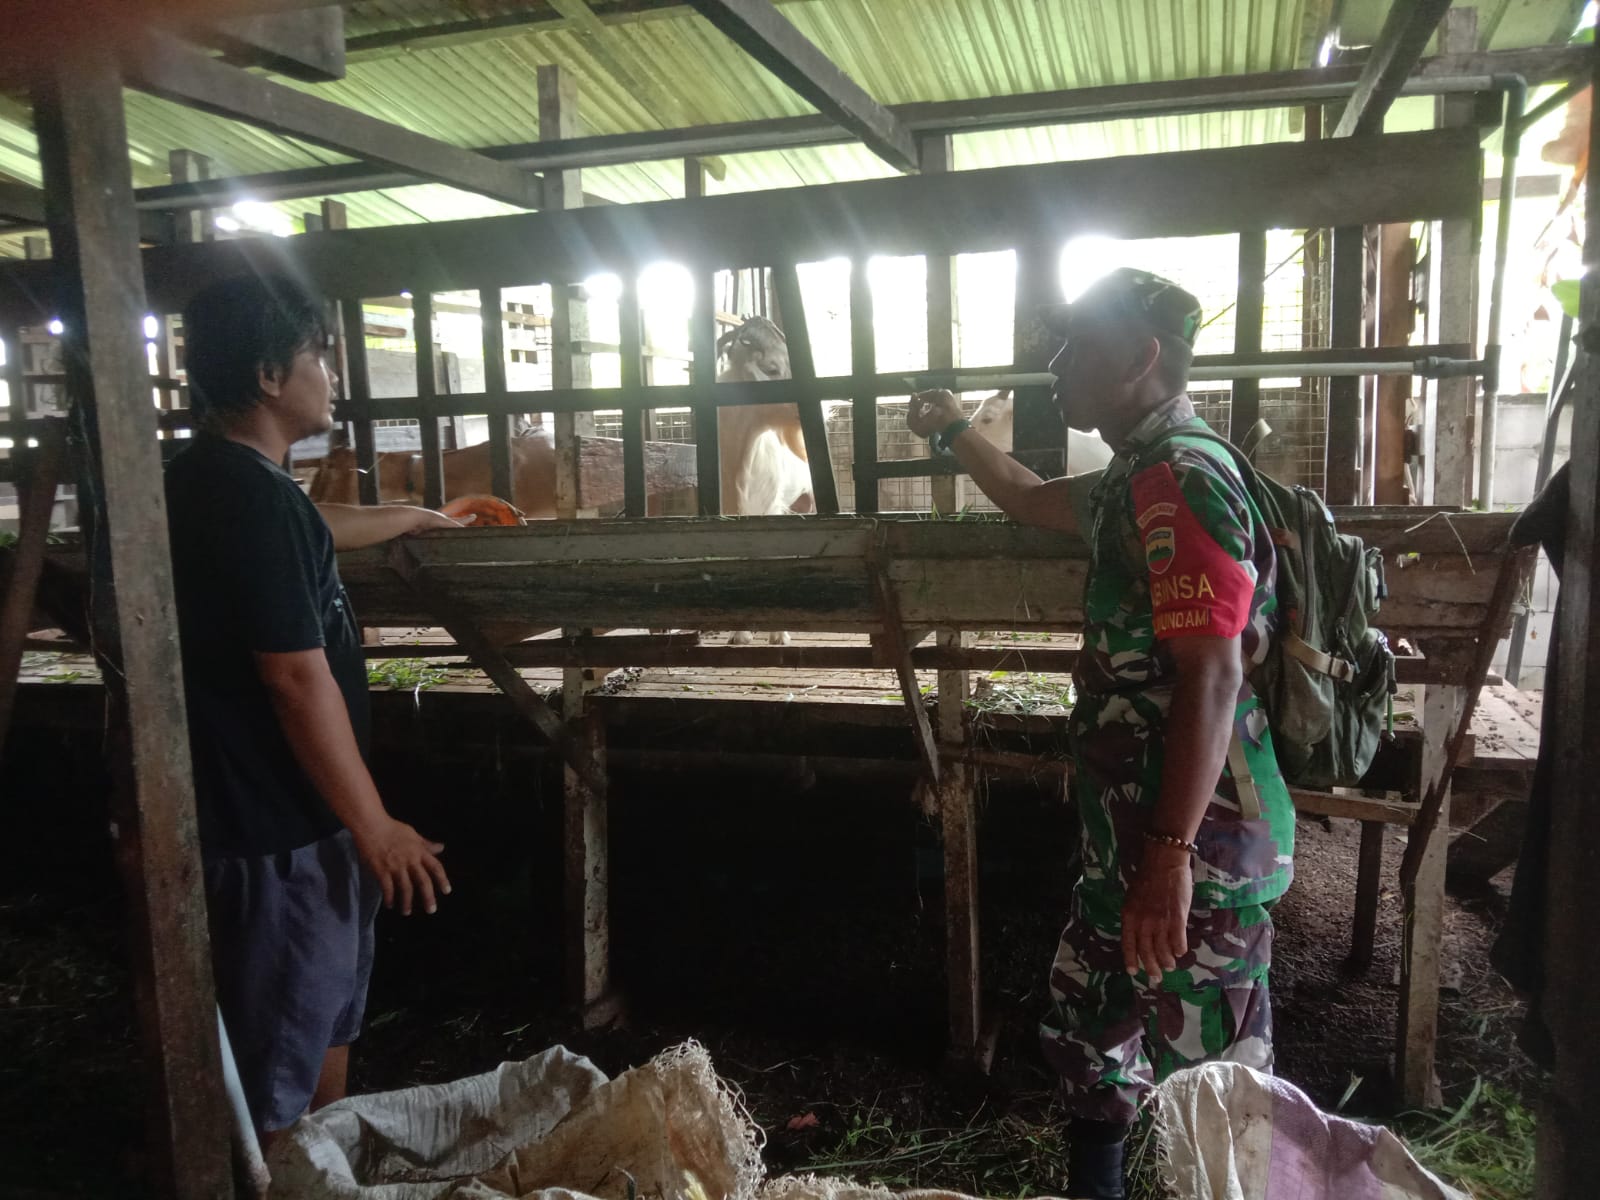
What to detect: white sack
<box><xmin>1153</xmin><ymin>1062</ymin><xmax>1468</xmax><ymax>1200</ymax></box>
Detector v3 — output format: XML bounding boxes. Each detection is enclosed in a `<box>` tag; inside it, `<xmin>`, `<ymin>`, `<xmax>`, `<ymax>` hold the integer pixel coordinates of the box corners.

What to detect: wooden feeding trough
<box><xmin>328</xmin><ymin>506</ymin><xmax>1528</xmax><ymax>1101</ymax></box>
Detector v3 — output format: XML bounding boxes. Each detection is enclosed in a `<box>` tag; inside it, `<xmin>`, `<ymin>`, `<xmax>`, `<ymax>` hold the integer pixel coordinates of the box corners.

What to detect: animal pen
<box><xmin>0</xmin><ymin>6</ymin><xmax>1597</xmax><ymax>1197</ymax></box>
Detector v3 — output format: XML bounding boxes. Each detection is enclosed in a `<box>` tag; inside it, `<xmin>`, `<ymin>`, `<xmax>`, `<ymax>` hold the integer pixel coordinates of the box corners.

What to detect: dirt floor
<box><xmin>0</xmin><ymin>726</ymin><xmax>1541</xmax><ymax>1198</ymax></box>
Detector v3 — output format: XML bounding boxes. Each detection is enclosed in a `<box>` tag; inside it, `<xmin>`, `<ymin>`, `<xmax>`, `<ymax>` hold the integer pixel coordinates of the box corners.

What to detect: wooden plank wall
<box><xmin>0</xmin><ymin>129</ymin><xmax>1483</xmax><ymax>507</ymax></box>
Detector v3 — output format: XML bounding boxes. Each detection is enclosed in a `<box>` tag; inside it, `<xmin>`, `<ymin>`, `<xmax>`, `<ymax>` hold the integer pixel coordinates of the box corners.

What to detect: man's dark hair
<box><xmin>181</xmin><ymin>273</ymin><xmax>331</xmax><ymax>421</ymax></box>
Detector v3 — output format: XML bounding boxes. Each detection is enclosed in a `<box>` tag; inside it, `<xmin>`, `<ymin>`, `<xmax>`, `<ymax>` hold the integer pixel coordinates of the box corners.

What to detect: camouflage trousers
<box><xmin>1039</xmin><ymin>890</ymin><xmax>1275</xmax><ymax>1126</ymax></box>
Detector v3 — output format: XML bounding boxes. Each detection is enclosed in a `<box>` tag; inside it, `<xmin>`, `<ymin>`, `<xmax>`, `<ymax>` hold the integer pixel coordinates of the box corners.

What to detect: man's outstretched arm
<box><xmin>906</xmin><ymin>390</ymin><xmax>1080</xmax><ymax>534</ymax></box>
<box><xmin>315</xmin><ymin>503</ymin><xmax>464</xmax><ymax>550</ymax></box>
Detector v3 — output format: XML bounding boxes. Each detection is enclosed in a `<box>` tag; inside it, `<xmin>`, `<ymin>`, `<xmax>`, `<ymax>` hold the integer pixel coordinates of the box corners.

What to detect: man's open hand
<box><xmin>907</xmin><ymin>389</ymin><xmax>963</xmax><ymax>438</ymax></box>
<box><xmin>1122</xmin><ymin>843</ymin><xmax>1192</xmax><ymax>978</ymax></box>
<box><xmin>351</xmin><ymin>817</ymin><xmax>452</xmax><ymax>916</ymax></box>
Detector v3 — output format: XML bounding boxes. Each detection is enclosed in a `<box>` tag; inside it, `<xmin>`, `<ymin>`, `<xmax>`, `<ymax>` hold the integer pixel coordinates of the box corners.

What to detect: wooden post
<box><xmin>916</xmin><ymin>137</ymin><xmax>980</xmax><ymax>1059</ymax></box>
<box><xmin>539</xmin><ymin>66</ymin><xmax>593</xmax><ymax>520</ymax></box>
<box><xmin>33</xmin><ymin>45</ymin><xmax>234</xmax><ymax>1199</ymax></box>
<box><xmin>1326</xmin><ymin>224</ymin><xmax>1363</xmax><ymax>503</ymax></box>
<box><xmin>1231</xmin><ymin>232</ymin><xmax>1267</xmax><ymax>444</ymax></box>
<box><xmin>1431</xmin><ymin>9</ymin><xmax>1480</xmax><ymax>508</ymax></box>
<box><xmin>1535</xmin><ymin>31</ymin><xmax>1600</xmax><ymax>1194</ymax></box>
<box><xmin>540</xmin><ymin>63</ymin><xmax>609</xmax><ymax>1020</ymax></box>
<box><xmin>848</xmin><ymin>259</ymin><xmax>876</xmax><ymax>515</ymax></box>
<box><xmin>1397</xmin><ymin>683</ymin><xmax>1458</xmax><ymax>1107</ymax></box>
<box><xmin>413</xmin><ymin>290</ymin><xmax>444</xmax><ymax>507</ymax></box>
<box><xmin>1375</xmin><ymin>224</ymin><xmax>1415</xmax><ymax>504</ymax></box>
<box><xmin>167</xmin><ymin>149</ymin><xmax>213</xmax><ymax>244</ymax></box>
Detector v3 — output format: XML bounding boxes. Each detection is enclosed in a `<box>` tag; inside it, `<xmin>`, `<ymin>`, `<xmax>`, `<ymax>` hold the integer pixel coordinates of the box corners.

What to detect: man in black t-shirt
<box><xmin>167</xmin><ymin>274</ymin><xmax>458</xmax><ymax>1143</ymax></box>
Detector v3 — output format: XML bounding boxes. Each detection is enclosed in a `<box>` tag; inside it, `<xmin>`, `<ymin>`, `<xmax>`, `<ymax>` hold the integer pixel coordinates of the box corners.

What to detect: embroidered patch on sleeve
<box><xmin>1131</xmin><ymin>461</ymin><xmax>1253</xmax><ymax>639</ymax></box>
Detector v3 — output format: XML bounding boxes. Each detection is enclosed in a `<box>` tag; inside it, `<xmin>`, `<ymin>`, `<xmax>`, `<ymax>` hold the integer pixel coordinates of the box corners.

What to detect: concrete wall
<box><xmin>1488</xmin><ymin>392</ymin><xmax>1569</xmax><ymax>690</ymax></box>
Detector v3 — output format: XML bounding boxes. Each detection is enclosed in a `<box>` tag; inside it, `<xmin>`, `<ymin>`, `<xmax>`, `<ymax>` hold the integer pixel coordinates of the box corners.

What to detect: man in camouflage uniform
<box><xmin>908</xmin><ymin>268</ymin><xmax>1293</xmax><ymax>1200</ymax></box>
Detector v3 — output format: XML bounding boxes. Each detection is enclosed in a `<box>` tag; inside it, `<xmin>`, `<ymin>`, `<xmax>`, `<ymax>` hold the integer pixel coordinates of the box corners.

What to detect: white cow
<box><xmin>716</xmin><ymin>316</ymin><xmax>813</xmax><ymax>645</ymax></box>
<box><xmin>969</xmin><ymin>389</ymin><xmax>1115</xmax><ymax>474</ymax></box>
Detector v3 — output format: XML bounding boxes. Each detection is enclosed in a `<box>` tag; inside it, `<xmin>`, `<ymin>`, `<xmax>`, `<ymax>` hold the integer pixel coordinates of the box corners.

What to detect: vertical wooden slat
<box><xmin>1325</xmin><ymin>224</ymin><xmax>1363</xmax><ymax>503</ymax></box>
<box><xmin>1374</xmin><ymin>225</ymin><xmax>1416</xmax><ymax>504</ymax></box>
<box><xmin>848</xmin><ymin>259</ymin><xmax>877</xmax><ymax>515</ymax></box>
<box><xmin>618</xmin><ymin>274</ymin><xmax>647</xmax><ymax>517</ymax></box>
<box><xmin>0</xmin><ymin>418</ymin><xmax>64</xmax><ymax>752</ymax></box>
<box><xmin>691</xmin><ymin>268</ymin><xmax>720</xmax><ymax>515</ymax></box>
<box><xmin>34</xmin><ymin>46</ymin><xmax>234</xmax><ymax>1199</ymax></box>
<box><xmin>4</xmin><ymin>323</ymin><xmax>29</xmax><ymax>442</ymax></box>
<box><xmin>770</xmin><ymin>261</ymin><xmax>839</xmax><ymax>514</ymax></box>
<box><xmin>1231</xmin><ymin>231</ymin><xmax>1266</xmax><ymax>443</ymax></box>
<box><xmin>1012</xmin><ymin>239</ymin><xmax>1062</xmax><ymax>475</ymax></box>
<box><xmin>412</xmin><ymin>290</ymin><xmax>444</xmax><ymax>508</ymax></box>
<box><xmin>320</xmin><ymin>197</ymin><xmax>347</xmax><ymax>231</ymax></box>
<box><xmin>684</xmin><ymin>157</ymin><xmax>708</xmax><ymax>200</ymax></box>
<box><xmin>338</xmin><ymin>297</ymin><xmax>378</xmax><ymax>506</ymax></box>
<box><xmin>481</xmin><ymin>285</ymin><xmax>514</xmax><ymax>504</ymax></box>
<box><xmin>167</xmin><ymin>149</ymin><xmax>212</xmax><ymax>244</ymax></box>
<box><xmin>1347</xmin><ymin>819</ymin><xmax>1384</xmax><ymax>975</ymax></box>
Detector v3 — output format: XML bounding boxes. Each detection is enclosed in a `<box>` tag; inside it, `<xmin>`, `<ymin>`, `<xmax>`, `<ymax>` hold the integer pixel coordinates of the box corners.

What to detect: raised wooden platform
<box><xmin>6</xmin><ymin>509</ymin><xmax>1529</xmax><ymax>1103</ymax></box>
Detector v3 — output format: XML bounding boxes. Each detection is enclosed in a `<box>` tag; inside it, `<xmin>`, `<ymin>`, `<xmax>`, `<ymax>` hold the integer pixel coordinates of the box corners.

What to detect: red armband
<box><xmin>1131</xmin><ymin>462</ymin><xmax>1253</xmax><ymax>639</ymax></box>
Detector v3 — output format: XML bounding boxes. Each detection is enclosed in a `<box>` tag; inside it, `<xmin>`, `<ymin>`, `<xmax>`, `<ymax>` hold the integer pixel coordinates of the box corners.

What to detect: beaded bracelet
<box><xmin>1142</xmin><ymin>830</ymin><xmax>1199</xmax><ymax>854</ymax></box>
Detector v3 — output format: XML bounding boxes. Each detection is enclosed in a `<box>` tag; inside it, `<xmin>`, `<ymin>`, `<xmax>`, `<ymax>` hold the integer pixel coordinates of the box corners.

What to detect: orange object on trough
<box><xmin>440</xmin><ymin>495</ymin><xmax>527</xmax><ymax>527</ymax></box>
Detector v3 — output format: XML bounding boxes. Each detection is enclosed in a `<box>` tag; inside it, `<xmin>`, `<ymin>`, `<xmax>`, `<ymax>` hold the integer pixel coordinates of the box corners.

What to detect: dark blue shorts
<box><xmin>204</xmin><ymin>828</ymin><xmax>381</xmax><ymax>1132</ymax></box>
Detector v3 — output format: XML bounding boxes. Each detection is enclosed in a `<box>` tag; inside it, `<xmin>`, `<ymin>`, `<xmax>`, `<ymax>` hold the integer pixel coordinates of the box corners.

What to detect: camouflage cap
<box><xmin>1042</xmin><ymin>267</ymin><xmax>1203</xmax><ymax>348</ymax></box>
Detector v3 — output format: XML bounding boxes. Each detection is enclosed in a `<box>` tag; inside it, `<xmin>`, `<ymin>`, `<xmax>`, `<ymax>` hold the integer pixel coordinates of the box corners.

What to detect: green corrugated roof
<box><xmin>0</xmin><ymin>0</ymin><xmax>1583</xmax><ymax>247</ymax></box>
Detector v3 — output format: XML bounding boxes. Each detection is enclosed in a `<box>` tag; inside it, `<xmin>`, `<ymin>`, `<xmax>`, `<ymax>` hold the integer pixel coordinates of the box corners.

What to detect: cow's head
<box><xmin>716</xmin><ymin>316</ymin><xmax>791</xmax><ymax>381</ymax></box>
<box><xmin>970</xmin><ymin>389</ymin><xmax>1014</xmax><ymax>452</ymax></box>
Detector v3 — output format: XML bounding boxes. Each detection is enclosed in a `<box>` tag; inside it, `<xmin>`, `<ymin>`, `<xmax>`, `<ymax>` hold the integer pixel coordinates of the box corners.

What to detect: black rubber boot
<box><xmin>1065</xmin><ymin>1119</ymin><xmax>1129</xmax><ymax>1200</ymax></box>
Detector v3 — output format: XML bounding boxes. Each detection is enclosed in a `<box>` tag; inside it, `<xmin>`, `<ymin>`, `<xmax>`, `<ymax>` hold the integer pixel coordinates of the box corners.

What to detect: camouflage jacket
<box><xmin>1069</xmin><ymin>396</ymin><xmax>1294</xmax><ymax>917</ymax></box>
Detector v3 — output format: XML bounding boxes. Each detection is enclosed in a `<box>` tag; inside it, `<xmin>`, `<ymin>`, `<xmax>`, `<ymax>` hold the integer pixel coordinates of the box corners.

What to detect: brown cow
<box><xmin>308</xmin><ymin>434</ymin><xmax>560</xmax><ymax>517</ymax></box>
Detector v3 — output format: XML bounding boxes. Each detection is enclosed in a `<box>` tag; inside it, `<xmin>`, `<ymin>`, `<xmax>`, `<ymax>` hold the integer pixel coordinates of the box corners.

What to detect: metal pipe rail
<box><xmin>898</xmin><ymin>355</ymin><xmax>1487</xmax><ymax>392</ymax></box>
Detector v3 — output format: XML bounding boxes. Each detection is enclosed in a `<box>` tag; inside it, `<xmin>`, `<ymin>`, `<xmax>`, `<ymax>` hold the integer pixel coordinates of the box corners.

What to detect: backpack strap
<box><xmin>1227</xmin><ymin>730</ymin><xmax>1263</xmax><ymax>820</ymax></box>
<box><xmin>1282</xmin><ymin>631</ymin><xmax>1358</xmax><ymax>682</ymax></box>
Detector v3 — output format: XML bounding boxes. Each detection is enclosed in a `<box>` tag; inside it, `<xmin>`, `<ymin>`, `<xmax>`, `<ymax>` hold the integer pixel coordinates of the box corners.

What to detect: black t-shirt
<box><xmin>165</xmin><ymin>434</ymin><xmax>371</xmax><ymax>856</ymax></box>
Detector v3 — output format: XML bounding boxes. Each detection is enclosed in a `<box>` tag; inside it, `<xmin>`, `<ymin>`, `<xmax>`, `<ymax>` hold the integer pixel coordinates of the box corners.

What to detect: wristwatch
<box><xmin>930</xmin><ymin>416</ymin><xmax>972</xmax><ymax>455</ymax></box>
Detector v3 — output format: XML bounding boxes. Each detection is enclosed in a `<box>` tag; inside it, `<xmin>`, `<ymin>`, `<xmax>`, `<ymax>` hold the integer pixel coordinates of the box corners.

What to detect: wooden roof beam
<box><xmin>0</xmin><ymin>179</ymin><xmax>173</xmax><ymax>243</ymax></box>
<box><xmin>124</xmin><ymin>42</ymin><xmax>1587</xmax><ymax>215</ymax></box>
<box><xmin>194</xmin><ymin>3</ymin><xmax>345</xmax><ymax>83</ymax></box>
<box><xmin>682</xmin><ymin>0</ymin><xmax>918</xmax><ymax>173</ymax></box>
<box><xmin>119</xmin><ymin>31</ymin><xmax>544</xmax><ymax>210</ymax></box>
<box><xmin>1333</xmin><ymin>0</ymin><xmax>1457</xmax><ymax>137</ymax></box>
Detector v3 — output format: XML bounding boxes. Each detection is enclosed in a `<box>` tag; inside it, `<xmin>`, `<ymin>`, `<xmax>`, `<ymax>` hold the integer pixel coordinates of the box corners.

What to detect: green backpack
<box><xmin>1133</xmin><ymin>426</ymin><xmax>1396</xmax><ymax>790</ymax></box>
